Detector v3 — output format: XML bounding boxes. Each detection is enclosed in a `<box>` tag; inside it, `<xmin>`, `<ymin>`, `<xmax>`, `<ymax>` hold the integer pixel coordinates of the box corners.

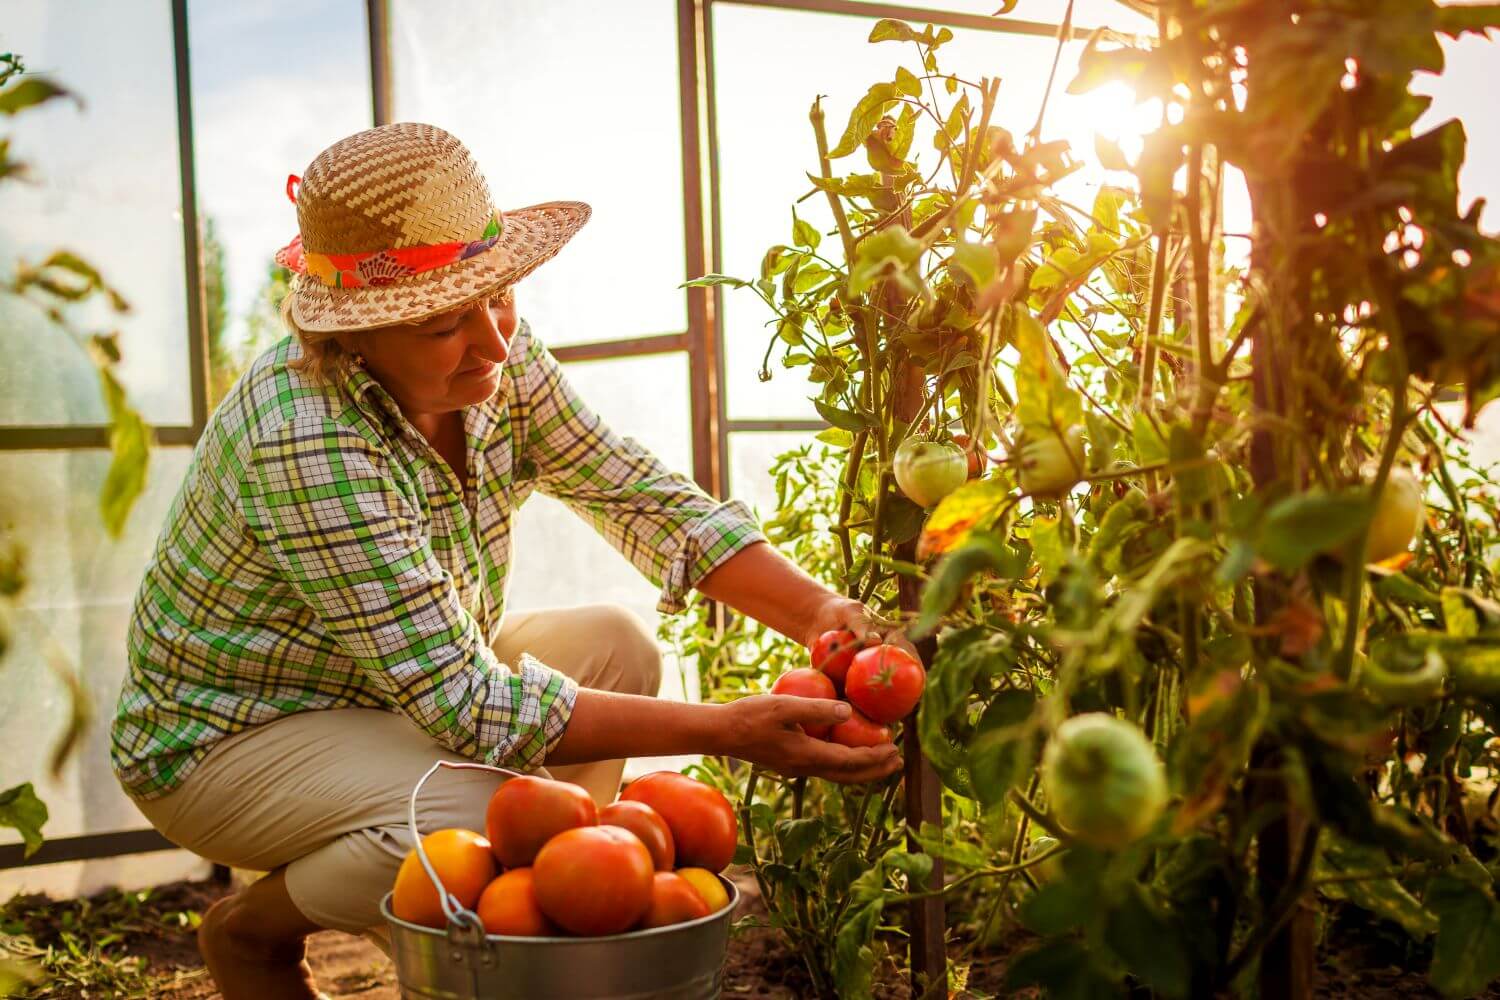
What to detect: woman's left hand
<box><xmin>802</xmin><ymin>595</ymin><xmax>921</xmax><ymax>662</ymax></box>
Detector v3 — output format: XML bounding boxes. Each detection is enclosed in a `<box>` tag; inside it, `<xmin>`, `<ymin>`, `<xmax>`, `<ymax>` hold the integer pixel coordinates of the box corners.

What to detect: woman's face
<box><xmin>345</xmin><ymin>288</ymin><xmax>519</xmax><ymax>418</ymax></box>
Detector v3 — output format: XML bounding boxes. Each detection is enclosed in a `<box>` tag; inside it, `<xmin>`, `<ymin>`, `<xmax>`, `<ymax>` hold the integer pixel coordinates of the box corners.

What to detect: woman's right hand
<box><xmin>715</xmin><ymin>695</ymin><xmax>903</xmax><ymax>784</ymax></box>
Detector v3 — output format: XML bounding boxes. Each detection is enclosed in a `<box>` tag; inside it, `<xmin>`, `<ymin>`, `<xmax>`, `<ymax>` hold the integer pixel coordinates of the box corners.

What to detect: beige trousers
<box><xmin>129</xmin><ymin>604</ymin><xmax>662</xmax><ymax>935</ymax></box>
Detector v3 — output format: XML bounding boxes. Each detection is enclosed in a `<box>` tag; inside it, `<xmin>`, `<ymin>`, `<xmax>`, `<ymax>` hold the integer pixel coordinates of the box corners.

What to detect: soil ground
<box><xmin>4</xmin><ymin>871</ymin><xmax>1497</xmax><ymax>999</ymax></box>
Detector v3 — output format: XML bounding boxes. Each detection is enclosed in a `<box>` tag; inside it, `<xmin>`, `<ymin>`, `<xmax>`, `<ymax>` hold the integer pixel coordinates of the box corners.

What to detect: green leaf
<box><xmin>774</xmin><ymin>817</ymin><xmax>825</xmax><ymax>865</ymax></box>
<box><xmin>968</xmin><ymin>697</ymin><xmax>1035</xmax><ymax>808</ymax></box>
<box><xmin>1103</xmin><ymin>883</ymin><xmax>1190</xmax><ymax>998</ymax></box>
<box><xmin>848</xmin><ymin>225</ymin><xmax>924</xmax><ymax>297</ymax></box>
<box><xmin>1435</xmin><ymin>4</ymin><xmax>1500</xmax><ymax>38</ymax></box>
<box><xmin>913</xmin><ymin>531</ymin><xmax>1014</xmax><ymax>637</ymax></box>
<box><xmin>1257</xmin><ymin>490</ymin><xmax>1370</xmax><ymax>571</ymax></box>
<box><xmin>681</xmin><ymin>273</ymin><xmax>748</xmax><ymax>289</ymax></box>
<box><xmin>948</xmin><ymin>239</ymin><xmax>996</xmax><ymax>292</ymax></box>
<box><xmin>1317</xmin><ymin>836</ymin><xmax>1438</xmax><ymax>939</ymax></box>
<box><xmin>813</xmin><ymin>398</ymin><xmax>870</xmax><ymax>432</ymax></box>
<box><xmin>1031</xmin><ymin>515</ymin><xmax>1067</xmax><ymax>586</ymax></box>
<box><xmin>868</xmin><ymin>18</ymin><xmax>919</xmax><ymax>44</ymax></box>
<box><xmin>829</xmin><ymin>82</ymin><xmax>901</xmax><ymax>159</ymax></box>
<box><xmin>834</xmin><ymin>901</ymin><xmax>881</xmax><ymax>999</ymax></box>
<box><xmin>97</xmin><ymin>368</ymin><xmax>150</xmax><ymax>538</ymax></box>
<box><xmin>790</xmin><ymin>210</ymin><xmax>821</xmax><ymax>252</ymax></box>
<box><xmin>1427</xmin><ymin>873</ymin><xmax>1500</xmax><ymax>998</ymax></box>
<box><xmin>1095</xmin><ymin>133</ymin><xmax>1130</xmax><ymax>172</ymax></box>
<box><xmin>1007</xmin><ymin>936</ymin><xmax>1116</xmax><ymax>999</ymax></box>
<box><xmin>895</xmin><ymin>66</ymin><xmax>922</xmax><ymax>98</ymax></box>
<box><xmin>1013</xmin><ymin>307</ymin><xmax>1082</xmax><ymax>432</ymax></box>
<box><xmin>0</xmin><ymin>77</ymin><xmax>76</xmax><ymax>116</ymax></box>
<box><xmin>0</xmin><ymin>783</ymin><xmax>48</xmax><ymax>858</ymax></box>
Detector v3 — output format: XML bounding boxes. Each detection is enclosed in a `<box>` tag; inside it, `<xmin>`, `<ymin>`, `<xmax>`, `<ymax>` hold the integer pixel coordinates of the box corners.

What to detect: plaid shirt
<box><xmin>112</xmin><ymin>319</ymin><xmax>763</xmax><ymax>800</ymax></box>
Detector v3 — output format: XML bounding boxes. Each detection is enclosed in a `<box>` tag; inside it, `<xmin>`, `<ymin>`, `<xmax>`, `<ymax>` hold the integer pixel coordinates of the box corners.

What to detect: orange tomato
<box><xmin>476</xmin><ymin>868</ymin><xmax>557</xmax><ymax>937</ymax></box>
<box><xmin>639</xmin><ymin>871</ymin><xmax>711</xmax><ymax>929</ymax></box>
<box><xmin>391</xmin><ymin>829</ymin><xmax>497</xmax><ymax>929</ymax></box>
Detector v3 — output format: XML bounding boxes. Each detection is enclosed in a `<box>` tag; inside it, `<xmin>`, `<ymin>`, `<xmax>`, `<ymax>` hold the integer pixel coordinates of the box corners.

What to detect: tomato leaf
<box><xmin>0</xmin><ymin>783</ymin><xmax>47</xmax><ymax>859</ymax></box>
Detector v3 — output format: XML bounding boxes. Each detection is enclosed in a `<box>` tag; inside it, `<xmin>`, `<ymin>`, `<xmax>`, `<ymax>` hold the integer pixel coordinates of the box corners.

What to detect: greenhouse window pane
<box><xmin>188</xmin><ymin>1</ymin><xmax>372</xmax><ymax>381</ymax></box>
<box><xmin>714</xmin><ymin>6</ymin><xmax>1162</xmax><ymax>420</ymax></box>
<box><xmin>0</xmin><ymin>4</ymin><xmax>192</xmax><ymax>426</ymax></box>
<box><xmin>0</xmin><ymin>448</ymin><xmax>192</xmax><ymax>849</ymax></box>
<box><xmin>728</xmin><ymin>432</ymin><xmax>812</xmax><ymax>522</ymax></box>
<box><xmin>390</xmin><ymin>0</ymin><xmax>688</xmax><ymax>347</ymax></box>
<box><xmin>506</xmin><ymin>352</ymin><xmax>695</xmax><ymax>708</ymax></box>
<box><xmin>826</xmin><ymin>0</ymin><xmax>1156</xmax><ymax>33</ymax></box>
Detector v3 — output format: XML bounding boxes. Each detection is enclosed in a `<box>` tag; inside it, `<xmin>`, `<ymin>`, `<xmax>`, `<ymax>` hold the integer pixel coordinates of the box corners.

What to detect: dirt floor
<box><xmin>5</xmin><ymin>871</ymin><xmax>1498</xmax><ymax>999</ymax></box>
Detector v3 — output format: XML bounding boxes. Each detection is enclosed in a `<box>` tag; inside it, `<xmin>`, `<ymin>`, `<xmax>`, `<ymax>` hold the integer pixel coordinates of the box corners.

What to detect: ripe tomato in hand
<box><xmin>639</xmin><ymin>871</ymin><xmax>711</xmax><ymax>928</ymax></box>
<box><xmin>810</xmin><ymin>628</ymin><xmax>871</xmax><ymax>691</ymax></box>
<box><xmin>485</xmin><ymin>775</ymin><xmax>597</xmax><ymax>868</ymax></box>
<box><xmin>620</xmin><ymin>772</ymin><xmax>738</xmax><ymax>873</ymax></box>
<box><xmin>828</xmin><ymin>705</ymin><xmax>893</xmax><ymax>747</ymax></box>
<box><xmin>845</xmin><ymin>645</ymin><xmax>926</xmax><ymax>724</ymax></box>
<box><xmin>771</xmin><ymin>667</ymin><xmax>838</xmax><ymax>738</ymax></box>
<box><xmin>598</xmin><ymin>800</ymin><xmax>675</xmax><ymax>871</ymax></box>
<box><xmin>532</xmin><ymin>825</ymin><xmax>654</xmax><ymax>935</ymax></box>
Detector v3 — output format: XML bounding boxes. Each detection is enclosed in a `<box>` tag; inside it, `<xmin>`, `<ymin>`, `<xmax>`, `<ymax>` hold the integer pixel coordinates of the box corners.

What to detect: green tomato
<box><xmin>1366</xmin><ymin>468</ymin><xmax>1425</xmax><ymax>563</ymax></box>
<box><xmin>1041</xmin><ymin>713</ymin><xmax>1167</xmax><ymax>850</ymax></box>
<box><xmin>893</xmin><ymin>439</ymin><xmax>968</xmax><ymax>508</ymax></box>
<box><xmin>1025</xmin><ymin>835</ymin><xmax>1066</xmax><ymax>883</ymax></box>
<box><xmin>1018</xmin><ymin>427</ymin><xmax>1086</xmax><ymax>498</ymax></box>
<box><xmin>1358</xmin><ymin>650</ymin><xmax>1446</xmax><ymax>706</ymax></box>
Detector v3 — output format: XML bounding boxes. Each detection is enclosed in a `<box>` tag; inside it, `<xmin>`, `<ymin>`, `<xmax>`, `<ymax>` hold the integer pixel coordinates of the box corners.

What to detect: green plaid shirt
<box><xmin>112</xmin><ymin>319</ymin><xmax>763</xmax><ymax>800</ymax></box>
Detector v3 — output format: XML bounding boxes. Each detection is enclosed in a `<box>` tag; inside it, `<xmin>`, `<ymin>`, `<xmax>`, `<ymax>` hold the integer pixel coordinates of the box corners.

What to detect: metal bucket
<box><xmin>382</xmin><ymin>760</ymin><xmax>740</xmax><ymax>1000</ymax></box>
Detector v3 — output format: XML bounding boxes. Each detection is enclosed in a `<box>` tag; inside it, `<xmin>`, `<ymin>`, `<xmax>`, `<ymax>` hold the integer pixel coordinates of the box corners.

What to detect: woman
<box><xmin>111</xmin><ymin>122</ymin><xmax>906</xmax><ymax>998</ymax></box>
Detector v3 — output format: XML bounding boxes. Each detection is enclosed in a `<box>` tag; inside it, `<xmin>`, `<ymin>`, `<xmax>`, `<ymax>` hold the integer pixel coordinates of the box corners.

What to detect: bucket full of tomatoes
<box><xmin>381</xmin><ymin>760</ymin><xmax>740</xmax><ymax>1000</ymax></box>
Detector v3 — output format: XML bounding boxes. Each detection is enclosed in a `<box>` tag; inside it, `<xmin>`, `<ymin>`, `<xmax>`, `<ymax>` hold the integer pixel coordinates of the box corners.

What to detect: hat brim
<box><xmin>287</xmin><ymin>200</ymin><xmax>591</xmax><ymax>333</ymax></box>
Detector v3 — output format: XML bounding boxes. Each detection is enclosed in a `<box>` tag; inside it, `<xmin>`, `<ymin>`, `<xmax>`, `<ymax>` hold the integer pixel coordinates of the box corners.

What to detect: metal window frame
<box><xmin>2</xmin><ymin>0</ymin><xmax>1085</xmax><ymax>872</ymax></box>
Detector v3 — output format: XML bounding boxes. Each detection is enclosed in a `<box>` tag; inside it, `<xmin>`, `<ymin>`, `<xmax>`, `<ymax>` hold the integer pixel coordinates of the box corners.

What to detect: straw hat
<box><xmin>275</xmin><ymin>122</ymin><xmax>590</xmax><ymax>333</ymax></box>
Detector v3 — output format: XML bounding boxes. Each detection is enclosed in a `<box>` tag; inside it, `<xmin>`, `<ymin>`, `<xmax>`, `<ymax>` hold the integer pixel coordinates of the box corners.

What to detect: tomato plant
<box><xmin>675</xmin><ymin>6</ymin><xmax>1500</xmax><ymax>998</ymax></box>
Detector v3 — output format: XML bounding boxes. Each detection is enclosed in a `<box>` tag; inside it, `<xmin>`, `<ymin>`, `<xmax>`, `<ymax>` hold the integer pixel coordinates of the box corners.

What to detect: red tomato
<box><xmin>620</xmin><ymin>772</ymin><xmax>738</xmax><ymax>873</ymax></box>
<box><xmin>476</xmin><ymin>868</ymin><xmax>557</xmax><ymax>937</ymax></box>
<box><xmin>598</xmin><ymin>800</ymin><xmax>676</xmax><ymax>871</ymax></box>
<box><xmin>770</xmin><ymin>667</ymin><xmax>838</xmax><ymax>738</ymax></box>
<box><xmin>810</xmin><ymin>629</ymin><xmax>872</xmax><ymax>691</ymax></box>
<box><xmin>532</xmin><ymin>826</ymin><xmax>654</xmax><ymax>935</ymax></box>
<box><xmin>828</xmin><ymin>706</ymin><xmax>893</xmax><ymax>747</ymax></box>
<box><xmin>845</xmin><ymin>645</ymin><xmax>926</xmax><ymax>724</ymax></box>
<box><xmin>485</xmin><ymin>775</ymin><xmax>597</xmax><ymax>868</ymax></box>
<box><xmin>639</xmin><ymin>871</ymin><xmax>711</xmax><ymax>929</ymax></box>
<box><xmin>953</xmin><ymin>434</ymin><xmax>987</xmax><ymax>479</ymax></box>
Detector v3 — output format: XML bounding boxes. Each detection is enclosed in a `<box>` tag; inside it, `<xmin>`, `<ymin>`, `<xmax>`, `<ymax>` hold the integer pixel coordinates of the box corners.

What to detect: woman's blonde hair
<box><xmin>283</xmin><ymin>295</ymin><xmax>356</xmax><ymax>385</ymax></box>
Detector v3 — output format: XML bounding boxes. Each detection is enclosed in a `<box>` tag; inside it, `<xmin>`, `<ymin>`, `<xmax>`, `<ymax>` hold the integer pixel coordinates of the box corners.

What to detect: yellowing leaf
<box><xmin>918</xmin><ymin>477</ymin><xmax>1013</xmax><ymax>561</ymax></box>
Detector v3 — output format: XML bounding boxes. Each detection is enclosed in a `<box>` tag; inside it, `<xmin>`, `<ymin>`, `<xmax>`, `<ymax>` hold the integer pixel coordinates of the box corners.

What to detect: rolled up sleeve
<box><xmin>240</xmin><ymin>414</ymin><xmax>576</xmax><ymax>769</ymax></box>
<box><xmin>517</xmin><ymin>330</ymin><xmax>765</xmax><ymax>613</ymax></box>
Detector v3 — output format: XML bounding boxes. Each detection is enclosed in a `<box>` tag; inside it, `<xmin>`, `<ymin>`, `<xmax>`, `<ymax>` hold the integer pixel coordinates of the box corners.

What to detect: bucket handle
<box><xmin>406</xmin><ymin>759</ymin><xmax>525</xmax><ymax>949</ymax></box>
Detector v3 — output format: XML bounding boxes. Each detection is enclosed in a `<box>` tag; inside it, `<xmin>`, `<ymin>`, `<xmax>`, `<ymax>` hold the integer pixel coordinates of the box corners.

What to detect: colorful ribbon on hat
<box><xmin>275</xmin><ymin>174</ymin><xmax>504</xmax><ymax>289</ymax></box>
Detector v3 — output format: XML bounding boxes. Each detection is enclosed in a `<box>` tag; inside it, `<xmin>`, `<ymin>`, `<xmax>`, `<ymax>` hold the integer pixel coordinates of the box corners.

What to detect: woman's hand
<box><xmin>802</xmin><ymin>595</ymin><xmax>921</xmax><ymax>663</ymax></box>
<box><xmin>715</xmin><ymin>695</ymin><xmax>902</xmax><ymax>784</ymax></box>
